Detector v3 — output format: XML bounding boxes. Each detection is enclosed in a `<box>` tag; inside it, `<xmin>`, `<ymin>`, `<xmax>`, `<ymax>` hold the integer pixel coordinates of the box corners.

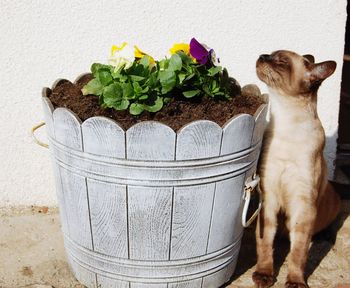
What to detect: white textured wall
<box><xmin>0</xmin><ymin>0</ymin><xmax>347</xmax><ymax>206</ymax></box>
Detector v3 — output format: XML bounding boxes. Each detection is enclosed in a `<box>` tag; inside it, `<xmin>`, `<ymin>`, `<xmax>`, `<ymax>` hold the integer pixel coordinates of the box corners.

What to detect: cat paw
<box><xmin>285</xmin><ymin>281</ymin><xmax>309</xmax><ymax>288</ymax></box>
<box><xmin>252</xmin><ymin>271</ymin><xmax>276</xmax><ymax>288</ymax></box>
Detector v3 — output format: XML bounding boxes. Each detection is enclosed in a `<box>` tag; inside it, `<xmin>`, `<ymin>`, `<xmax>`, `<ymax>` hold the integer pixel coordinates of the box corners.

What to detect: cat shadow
<box><xmin>228</xmin><ymin>200</ymin><xmax>349</xmax><ymax>285</ymax></box>
<box><xmin>304</xmin><ymin>207</ymin><xmax>349</xmax><ymax>281</ymax></box>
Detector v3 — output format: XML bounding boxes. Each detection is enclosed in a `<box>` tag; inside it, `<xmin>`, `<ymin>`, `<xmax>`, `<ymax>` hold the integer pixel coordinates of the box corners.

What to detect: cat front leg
<box><xmin>285</xmin><ymin>196</ymin><xmax>316</xmax><ymax>288</ymax></box>
<box><xmin>253</xmin><ymin>191</ymin><xmax>279</xmax><ymax>288</ymax></box>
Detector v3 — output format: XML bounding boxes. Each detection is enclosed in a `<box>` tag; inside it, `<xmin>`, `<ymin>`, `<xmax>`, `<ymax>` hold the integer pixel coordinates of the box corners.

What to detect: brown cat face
<box><xmin>256</xmin><ymin>50</ymin><xmax>336</xmax><ymax>96</ymax></box>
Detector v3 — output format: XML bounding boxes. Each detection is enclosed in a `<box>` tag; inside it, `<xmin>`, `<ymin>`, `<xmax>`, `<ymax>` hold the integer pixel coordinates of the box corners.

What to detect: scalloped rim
<box><xmin>43</xmin><ymin>75</ymin><xmax>269</xmax><ymax>134</ymax></box>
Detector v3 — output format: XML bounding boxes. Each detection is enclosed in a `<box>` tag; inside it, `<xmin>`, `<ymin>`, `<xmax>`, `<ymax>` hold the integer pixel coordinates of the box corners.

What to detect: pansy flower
<box><xmin>169</xmin><ymin>43</ymin><xmax>191</xmax><ymax>56</ymax></box>
<box><xmin>134</xmin><ymin>45</ymin><xmax>155</xmax><ymax>65</ymax></box>
<box><xmin>108</xmin><ymin>42</ymin><xmax>135</xmax><ymax>70</ymax></box>
<box><xmin>189</xmin><ymin>38</ymin><xmax>219</xmax><ymax>65</ymax></box>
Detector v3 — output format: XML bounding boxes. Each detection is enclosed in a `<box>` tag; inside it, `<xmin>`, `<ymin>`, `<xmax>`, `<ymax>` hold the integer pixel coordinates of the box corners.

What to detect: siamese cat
<box><xmin>253</xmin><ymin>50</ymin><xmax>340</xmax><ymax>288</ymax></box>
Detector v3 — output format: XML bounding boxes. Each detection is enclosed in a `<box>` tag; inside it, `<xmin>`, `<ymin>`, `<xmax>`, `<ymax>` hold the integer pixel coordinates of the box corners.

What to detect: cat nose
<box><xmin>259</xmin><ymin>54</ymin><xmax>271</xmax><ymax>61</ymax></box>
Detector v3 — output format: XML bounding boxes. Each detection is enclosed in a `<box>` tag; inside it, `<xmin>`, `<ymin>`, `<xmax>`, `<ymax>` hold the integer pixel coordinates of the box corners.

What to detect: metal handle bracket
<box><xmin>242</xmin><ymin>174</ymin><xmax>262</xmax><ymax>227</ymax></box>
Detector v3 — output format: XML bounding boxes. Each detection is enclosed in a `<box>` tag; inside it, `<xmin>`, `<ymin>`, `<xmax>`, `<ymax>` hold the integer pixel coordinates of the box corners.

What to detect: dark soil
<box><xmin>47</xmin><ymin>74</ymin><xmax>265</xmax><ymax>131</ymax></box>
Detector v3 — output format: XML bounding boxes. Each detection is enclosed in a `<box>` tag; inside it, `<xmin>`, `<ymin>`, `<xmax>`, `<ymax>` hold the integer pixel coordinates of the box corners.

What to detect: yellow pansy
<box><xmin>111</xmin><ymin>42</ymin><xmax>127</xmax><ymax>56</ymax></box>
<box><xmin>108</xmin><ymin>42</ymin><xmax>134</xmax><ymax>70</ymax></box>
<box><xmin>134</xmin><ymin>45</ymin><xmax>155</xmax><ymax>65</ymax></box>
<box><xmin>169</xmin><ymin>43</ymin><xmax>190</xmax><ymax>55</ymax></box>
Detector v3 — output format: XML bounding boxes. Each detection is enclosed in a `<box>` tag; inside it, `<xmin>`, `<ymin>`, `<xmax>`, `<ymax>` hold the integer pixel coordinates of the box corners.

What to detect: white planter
<box><xmin>41</xmin><ymin>76</ymin><xmax>268</xmax><ymax>288</ymax></box>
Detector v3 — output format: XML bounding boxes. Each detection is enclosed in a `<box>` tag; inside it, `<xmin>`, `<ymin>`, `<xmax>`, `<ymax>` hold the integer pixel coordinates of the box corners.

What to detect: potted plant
<box><xmin>34</xmin><ymin>38</ymin><xmax>268</xmax><ymax>288</ymax></box>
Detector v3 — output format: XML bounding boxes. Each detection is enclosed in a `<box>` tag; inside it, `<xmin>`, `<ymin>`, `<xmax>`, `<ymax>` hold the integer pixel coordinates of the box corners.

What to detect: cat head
<box><xmin>256</xmin><ymin>50</ymin><xmax>336</xmax><ymax>96</ymax></box>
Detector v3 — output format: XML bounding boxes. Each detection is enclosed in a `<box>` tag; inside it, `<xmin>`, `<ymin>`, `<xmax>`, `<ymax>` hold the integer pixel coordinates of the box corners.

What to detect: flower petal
<box><xmin>169</xmin><ymin>43</ymin><xmax>190</xmax><ymax>55</ymax></box>
<box><xmin>134</xmin><ymin>45</ymin><xmax>155</xmax><ymax>65</ymax></box>
<box><xmin>111</xmin><ymin>42</ymin><xmax>127</xmax><ymax>56</ymax></box>
<box><xmin>189</xmin><ymin>38</ymin><xmax>209</xmax><ymax>64</ymax></box>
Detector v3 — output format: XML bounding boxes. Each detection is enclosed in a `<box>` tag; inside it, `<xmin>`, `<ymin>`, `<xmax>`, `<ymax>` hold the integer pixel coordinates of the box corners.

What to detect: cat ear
<box><xmin>311</xmin><ymin>61</ymin><xmax>336</xmax><ymax>81</ymax></box>
<box><xmin>303</xmin><ymin>54</ymin><xmax>315</xmax><ymax>63</ymax></box>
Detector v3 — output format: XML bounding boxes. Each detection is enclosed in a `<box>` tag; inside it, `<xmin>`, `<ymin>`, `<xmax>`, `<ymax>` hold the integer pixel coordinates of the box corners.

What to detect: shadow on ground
<box><xmin>228</xmin><ymin>199</ymin><xmax>350</xmax><ymax>286</ymax></box>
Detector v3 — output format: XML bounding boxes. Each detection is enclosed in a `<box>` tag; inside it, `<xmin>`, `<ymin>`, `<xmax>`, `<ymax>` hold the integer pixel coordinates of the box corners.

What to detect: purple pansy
<box><xmin>189</xmin><ymin>38</ymin><xmax>219</xmax><ymax>65</ymax></box>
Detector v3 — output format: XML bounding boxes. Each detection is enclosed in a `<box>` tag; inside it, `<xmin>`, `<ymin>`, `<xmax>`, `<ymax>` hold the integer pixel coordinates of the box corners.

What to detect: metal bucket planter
<box><xmin>37</xmin><ymin>77</ymin><xmax>268</xmax><ymax>288</ymax></box>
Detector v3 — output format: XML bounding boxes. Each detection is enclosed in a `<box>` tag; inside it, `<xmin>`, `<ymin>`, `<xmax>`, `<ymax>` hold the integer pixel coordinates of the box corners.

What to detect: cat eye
<box><xmin>275</xmin><ymin>59</ymin><xmax>289</xmax><ymax>67</ymax></box>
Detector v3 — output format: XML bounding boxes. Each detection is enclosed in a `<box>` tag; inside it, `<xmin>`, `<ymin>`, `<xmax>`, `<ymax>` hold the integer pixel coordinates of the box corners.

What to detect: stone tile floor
<box><xmin>0</xmin><ymin>202</ymin><xmax>349</xmax><ymax>288</ymax></box>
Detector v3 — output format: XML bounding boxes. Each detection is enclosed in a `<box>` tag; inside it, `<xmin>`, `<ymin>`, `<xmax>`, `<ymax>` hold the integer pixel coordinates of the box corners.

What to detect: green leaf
<box><xmin>121</xmin><ymin>82</ymin><xmax>134</xmax><ymax>99</ymax></box>
<box><xmin>158</xmin><ymin>59</ymin><xmax>168</xmax><ymax>70</ymax></box>
<box><xmin>203</xmin><ymin>85</ymin><xmax>213</xmax><ymax>97</ymax></box>
<box><xmin>147</xmin><ymin>72</ymin><xmax>158</xmax><ymax>87</ymax></box>
<box><xmin>185</xmin><ymin>73</ymin><xmax>195</xmax><ymax>81</ymax></box>
<box><xmin>169</xmin><ymin>53</ymin><xmax>182</xmax><ymax>71</ymax></box>
<box><xmin>177</xmin><ymin>51</ymin><xmax>193</xmax><ymax>64</ymax></box>
<box><xmin>178</xmin><ymin>73</ymin><xmax>186</xmax><ymax>84</ymax></box>
<box><xmin>130</xmin><ymin>75</ymin><xmax>145</xmax><ymax>82</ymax></box>
<box><xmin>208</xmin><ymin>66</ymin><xmax>222</xmax><ymax>76</ymax></box>
<box><xmin>213</xmin><ymin>87</ymin><xmax>220</xmax><ymax>93</ymax></box>
<box><xmin>129</xmin><ymin>103</ymin><xmax>144</xmax><ymax>115</ymax></box>
<box><xmin>97</xmin><ymin>69</ymin><xmax>113</xmax><ymax>86</ymax></box>
<box><xmin>112</xmin><ymin>99</ymin><xmax>130</xmax><ymax>110</ymax></box>
<box><xmin>139</xmin><ymin>94</ymin><xmax>148</xmax><ymax>100</ymax></box>
<box><xmin>182</xmin><ymin>90</ymin><xmax>200</xmax><ymax>98</ymax></box>
<box><xmin>111</xmin><ymin>70</ymin><xmax>127</xmax><ymax>82</ymax></box>
<box><xmin>133</xmin><ymin>82</ymin><xmax>143</xmax><ymax>94</ymax></box>
<box><xmin>140</xmin><ymin>55</ymin><xmax>150</xmax><ymax>68</ymax></box>
<box><xmin>91</xmin><ymin>63</ymin><xmax>111</xmax><ymax>76</ymax></box>
<box><xmin>103</xmin><ymin>83</ymin><xmax>123</xmax><ymax>107</ymax></box>
<box><xmin>141</xmin><ymin>86</ymin><xmax>149</xmax><ymax>93</ymax></box>
<box><xmin>159</xmin><ymin>70</ymin><xmax>176</xmax><ymax>93</ymax></box>
<box><xmin>163</xmin><ymin>97</ymin><xmax>172</xmax><ymax>104</ymax></box>
<box><xmin>81</xmin><ymin>78</ymin><xmax>103</xmax><ymax>96</ymax></box>
<box><xmin>144</xmin><ymin>97</ymin><xmax>163</xmax><ymax>112</ymax></box>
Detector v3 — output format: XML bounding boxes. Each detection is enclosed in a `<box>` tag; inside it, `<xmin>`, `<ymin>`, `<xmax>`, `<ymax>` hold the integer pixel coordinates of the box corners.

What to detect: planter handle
<box><xmin>242</xmin><ymin>174</ymin><xmax>262</xmax><ymax>227</ymax></box>
<box><xmin>31</xmin><ymin>122</ymin><xmax>49</xmax><ymax>148</ymax></box>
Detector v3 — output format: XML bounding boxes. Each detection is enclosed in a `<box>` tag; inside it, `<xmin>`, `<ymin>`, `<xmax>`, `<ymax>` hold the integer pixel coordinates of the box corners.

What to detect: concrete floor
<box><xmin>0</xmin><ymin>203</ymin><xmax>349</xmax><ymax>288</ymax></box>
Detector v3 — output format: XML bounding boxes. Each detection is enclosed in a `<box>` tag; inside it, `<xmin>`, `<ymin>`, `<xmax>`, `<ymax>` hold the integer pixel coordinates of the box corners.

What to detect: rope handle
<box><xmin>242</xmin><ymin>174</ymin><xmax>262</xmax><ymax>228</ymax></box>
<box><xmin>31</xmin><ymin>122</ymin><xmax>49</xmax><ymax>148</ymax></box>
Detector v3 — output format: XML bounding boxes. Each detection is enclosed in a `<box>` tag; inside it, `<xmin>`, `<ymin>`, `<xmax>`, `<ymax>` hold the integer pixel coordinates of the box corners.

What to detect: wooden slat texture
<box><xmin>207</xmin><ymin>175</ymin><xmax>245</xmax><ymax>253</ymax></box>
<box><xmin>69</xmin><ymin>260</ymin><xmax>97</xmax><ymax>288</ymax></box>
<box><xmin>126</xmin><ymin>121</ymin><xmax>176</xmax><ymax>160</ymax></box>
<box><xmin>226</xmin><ymin>258</ymin><xmax>238</xmax><ymax>281</ymax></box>
<box><xmin>221</xmin><ymin>114</ymin><xmax>255</xmax><ymax>155</ymax></box>
<box><xmin>51</xmin><ymin>163</ymin><xmax>69</xmax><ymax>235</ymax></box>
<box><xmin>59</xmin><ymin>168</ymin><xmax>93</xmax><ymax>249</ymax></box>
<box><xmin>171</xmin><ymin>120</ymin><xmax>222</xmax><ymax>260</ymax></box>
<box><xmin>82</xmin><ymin>116</ymin><xmax>128</xmax><ymax>262</ymax></box>
<box><xmin>81</xmin><ymin>114</ymin><xmax>129</xmax><ymax>288</ymax></box>
<box><xmin>126</xmin><ymin>121</ymin><xmax>175</xmax><ymax>261</ymax></box>
<box><xmin>97</xmin><ymin>275</ymin><xmax>129</xmax><ymax>288</ymax></box>
<box><xmin>82</xmin><ymin>117</ymin><xmax>125</xmax><ymax>158</ymax></box>
<box><xmin>131</xmin><ymin>283</ymin><xmax>167</xmax><ymax>288</ymax></box>
<box><xmin>252</xmin><ymin>104</ymin><xmax>268</xmax><ymax>145</ymax></box>
<box><xmin>168</xmin><ymin>279</ymin><xmax>202</xmax><ymax>288</ymax></box>
<box><xmin>41</xmin><ymin>96</ymin><xmax>55</xmax><ymax>138</ymax></box>
<box><xmin>128</xmin><ymin>186</ymin><xmax>173</xmax><ymax>260</ymax></box>
<box><xmin>52</xmin><ymin>107</ymin><xmax>96</xmax><ymax>285</ymax></box>
<box><xmin>53</xmin><ymin>108</ymin><xmax>83</xmax><ymax>150</ymax></box>
<box><xmin>176</xmin><ymin>120</ymin><xmax>222</xmax><ymax>160</ymax></box>
<box><xmin>87</xmin><ymin>179</ymin><xmax>128</xmax><ymax>257</ymax></box>
<box><xmin>202</xmin><ymin>266</ymin><xmax>231</xmax><ymax>288</ymax></box>
<box><xmin>170</xmin><ymin>183</ymin><xmax>215</xmax><ymax>260</ymax></box>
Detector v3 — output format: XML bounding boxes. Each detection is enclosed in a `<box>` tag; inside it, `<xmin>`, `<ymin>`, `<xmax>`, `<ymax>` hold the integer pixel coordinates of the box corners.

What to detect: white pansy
<box><xmin>108</xmin><ymin>42</ymin><xmax>135</xmax><ymax>71</ymax></box>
